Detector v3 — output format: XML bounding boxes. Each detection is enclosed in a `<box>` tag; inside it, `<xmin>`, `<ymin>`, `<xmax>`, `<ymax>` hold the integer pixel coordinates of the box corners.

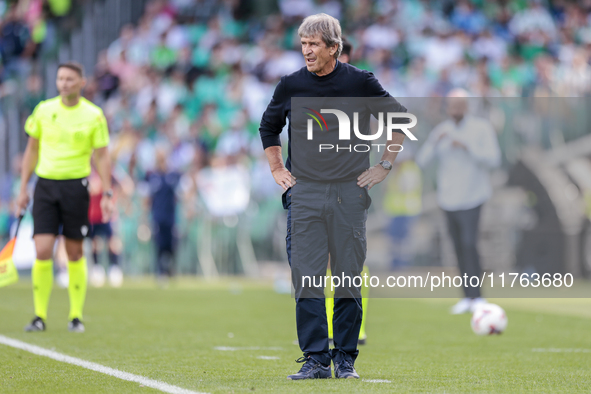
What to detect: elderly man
<box><xmin>259</xmin><ymin>14</ymin><xmax>407</xmax><ymax>379</ymax></box>
<box><xmin>416</xmin><ymin>89</ymin><xmax>501</xmax><ymax>314</ymax></box>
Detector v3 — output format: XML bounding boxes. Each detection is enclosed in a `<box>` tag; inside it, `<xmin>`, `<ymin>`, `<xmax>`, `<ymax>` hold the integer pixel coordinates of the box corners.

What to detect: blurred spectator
<box><xmin>509</xmin><ymin>0</ymin><xmax>558</xmax><ymax>40</ymax></box>
<box><xmin>95</xmin><ymin>51</ymin><xmax>120</xmax><ymax>100</ymax></box>
<box><xmin>552</xmin><ymin>48</ymin><xmax>591</xmax><ymax>96</ymax></box>
<box><xmin>22</xmin><ymin>73</ymin><xmax>43</xmax><ymax>113</ymax></box>
<box><xmin>383</xmin><ymin>149</ymin><xmax>422</xmax><ymax>269</ymax></box>
<box><xmin>362</xmin><ymin>15</ymin><xmax>400</xmax><ymax>50</ymax></box>
<box><xmin>423</xmin><ymin>29</ymin><xmax>465</xmax><ymax>73</ymax></box>
<box><xmin>0</xmin><ymin>4</ymin><xmax>30</xmax><ymax>80</ymax></box>
<box><xmin>88</xmin><ymin>169</ymin><xmax>124</xmax><ymax>288</ymax></box>
<box><xmin>46</xmin><ymin>0</ymin><xmax>72</xmax><ymax>17</ymax></box>
<box><xmin>151</xmin><ymin>32</ymin><xmax>178</xmax><ymax>71</ymax></box>
<box><xmin>416</xmin><ymin>90</ymin><xmax>501</xmax><ymax>314</ymax></box>
<box><xmin>143</xmin><ymin>148</ymin><xmax>182</xmax><ymax>278</ymax></box>
<box><xmin>157</xmin><ymin>68</ymin><xmax>188</xmax><ymax>118</ymax></box>
<box><xmin>472</xmin><ymin>30</ymin><xmax>507</xmax><ymax>63</ymax></box>
<box><xmin>451</xmin><ymin>0</ymin><xmax>487</xmax><ymax>35</ymax></box>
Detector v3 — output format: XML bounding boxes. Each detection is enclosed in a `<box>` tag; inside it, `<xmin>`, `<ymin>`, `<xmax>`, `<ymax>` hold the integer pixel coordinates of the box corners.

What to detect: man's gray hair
<box><xmin>298</xmin><ymin>13</ymin><xmax>343</xmax><ymax>59</ymax></box>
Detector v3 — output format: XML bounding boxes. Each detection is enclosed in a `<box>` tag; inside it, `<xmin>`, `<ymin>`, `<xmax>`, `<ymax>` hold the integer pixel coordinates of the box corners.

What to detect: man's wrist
<box><xmin>378</xmin><ymin>160</ymin><xmax>393</xmax><ymax>170</ymax></box>
<box><xmin>102</xmin><ymin>189</ymin><xmax>114</xmax><ymax>198</ymax></box>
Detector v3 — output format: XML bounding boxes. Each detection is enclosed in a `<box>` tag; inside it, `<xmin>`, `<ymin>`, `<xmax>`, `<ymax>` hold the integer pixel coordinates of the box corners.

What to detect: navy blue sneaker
<box><xmin>287</xmin><ymin>356</ymin><xmax>332</xmax><ymax>380</ymax></box>
<box><xmin>334</xmin><ymin>358</ymin><xmax>359</xmax><ymax>379</ymax></box>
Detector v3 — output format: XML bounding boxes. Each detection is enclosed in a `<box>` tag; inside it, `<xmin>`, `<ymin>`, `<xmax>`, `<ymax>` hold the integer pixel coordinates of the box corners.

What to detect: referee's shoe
<box><xmin>287</xmin><ymin>356</ymin><xmax>331</xmax><ymax>380</ymax></box>
<box><xmin>68</xmin><ymin>318</ymin><xmax>85</xmax><ymax>333</ymax></box>
<box><xmin>24</xmin><ymin>316</ymin><xmax>46</xmax><ymax>332</ymax></box>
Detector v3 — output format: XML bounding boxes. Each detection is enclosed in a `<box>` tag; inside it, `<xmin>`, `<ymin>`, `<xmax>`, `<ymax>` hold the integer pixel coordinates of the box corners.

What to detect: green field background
<box><xmin>1</xmin><ymin>280</ymin><xmax>590</xmax><ymax>393</ymax></box>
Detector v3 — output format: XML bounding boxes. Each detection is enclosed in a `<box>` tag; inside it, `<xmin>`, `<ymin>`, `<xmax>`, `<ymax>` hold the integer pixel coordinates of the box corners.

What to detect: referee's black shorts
<box><xmin>32</xmin><ymin>177</ymin><xmax>90</xmax><ymax>240</ymax></box>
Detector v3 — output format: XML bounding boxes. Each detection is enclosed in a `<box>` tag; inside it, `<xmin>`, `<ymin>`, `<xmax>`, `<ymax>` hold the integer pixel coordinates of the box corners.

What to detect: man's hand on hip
<box><xmin>272</xmin><ymin>167</ymin><xmax>296</xmax><ymax>191</ymax></box>
<box><xmin>357</xmin><ymin>165</ymin><xmax>389</xmax><ymax>190</ymax></box>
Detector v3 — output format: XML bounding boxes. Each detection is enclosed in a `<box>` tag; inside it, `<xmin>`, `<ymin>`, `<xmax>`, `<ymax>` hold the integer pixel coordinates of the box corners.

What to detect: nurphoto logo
<box><xmin>304</xmin><ymin>108</ymin><xmax>418</xmax><ymax>152</ymax></box>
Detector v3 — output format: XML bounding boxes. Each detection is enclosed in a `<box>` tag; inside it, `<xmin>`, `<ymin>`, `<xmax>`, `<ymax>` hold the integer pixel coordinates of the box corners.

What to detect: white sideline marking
<box><xmin>0</xmin><ymin>335</ymin><xmax>206</xmax><ymax>394</ymax></box>
<box><xmin>362</xmin><ymin>379</ymin><xmax>392</xmax><ymax>383</ymax></box>
<box><xmin>532</xmin><ymin>348</ymin><xmax>590</xmax><ymax>353</ymax></box>
<box><xmin>257</xmin><ymin>356</ymin><xmax>280</xmax><ymax>360</ymax></box>
<box><xmin>214</xmin><ymin>346</ymin><xmax>283</xmax><ymax>351</ymax></box>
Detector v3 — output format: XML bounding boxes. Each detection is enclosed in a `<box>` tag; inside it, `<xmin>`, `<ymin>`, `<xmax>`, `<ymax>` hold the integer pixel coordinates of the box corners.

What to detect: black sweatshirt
<box><xmin>259</xmin><ymin>60</ymin><xmax>407</xmax><ymax>182</ymax></box>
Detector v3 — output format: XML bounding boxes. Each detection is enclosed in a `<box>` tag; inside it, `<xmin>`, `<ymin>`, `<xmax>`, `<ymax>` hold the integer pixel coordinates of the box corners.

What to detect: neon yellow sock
<box><xmin>32</xmin><ymin>259</ymin><xmax>53</xmax><ymax>320</ymax></box>
<box><xmin>325</xmin><ymin>268</ymin><xmax>334</xmax><ymax>339</ymax></box>
<box><xmin>359</xmin><ymin>266</ymin><xmax>370</xmax><ymax>339</ymax></box>
<box><xmin>68</xmin><ymin>257</ymin><xmax>88</xmax><ymax>321</ymax></box>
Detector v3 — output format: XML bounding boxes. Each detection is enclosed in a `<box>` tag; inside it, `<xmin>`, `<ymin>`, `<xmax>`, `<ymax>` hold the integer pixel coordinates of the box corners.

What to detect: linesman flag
<box><xmin>0</xmin><ymin>215</ymin><xmax>24</xmax><ymax>288</ymax></box>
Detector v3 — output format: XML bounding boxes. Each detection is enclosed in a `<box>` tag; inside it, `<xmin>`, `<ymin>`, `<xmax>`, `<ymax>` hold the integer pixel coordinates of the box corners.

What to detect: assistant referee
<box><xmin>16</xmin><ymin>62</ymin><xmax>113</xmax><ymax>333</ymax></box>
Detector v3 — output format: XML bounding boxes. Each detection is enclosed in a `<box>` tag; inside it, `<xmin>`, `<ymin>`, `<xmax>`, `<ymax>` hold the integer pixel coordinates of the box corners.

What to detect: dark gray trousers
<box><xmin>285</xmin><ymin>179</ymin><xmax>371</xmax><ymax>365</ymax></box>
<box><xmin>444</xmin><ymin>204</ymin><xmax>483</xmax><ymax>298</ymax></box>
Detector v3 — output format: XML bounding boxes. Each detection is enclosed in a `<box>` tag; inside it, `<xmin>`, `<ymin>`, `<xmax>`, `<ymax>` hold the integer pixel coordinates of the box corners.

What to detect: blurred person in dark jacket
<box><xmin>144</xmin><ymin>148</ymin><xmax>181</xmax><ymax>278</ymax></box>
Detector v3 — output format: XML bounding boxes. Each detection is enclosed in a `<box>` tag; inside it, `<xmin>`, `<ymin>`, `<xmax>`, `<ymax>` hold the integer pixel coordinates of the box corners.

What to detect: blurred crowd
<box><xmin>2</xmin><ymin>0</ymin><xmax>591</xmax><ymax>271</ymax></box>
<box><xmin>77</xmin><ymin>0</ymin><xmax>591</xmax><ymax>187</ymax></box>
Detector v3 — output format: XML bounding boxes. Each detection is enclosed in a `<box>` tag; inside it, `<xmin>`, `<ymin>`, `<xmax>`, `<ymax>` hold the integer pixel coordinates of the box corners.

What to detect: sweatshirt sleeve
<box><xmin>259</xmin><ymin>77</ymin><xmax>288</xmax><ymax>149</ymax></box>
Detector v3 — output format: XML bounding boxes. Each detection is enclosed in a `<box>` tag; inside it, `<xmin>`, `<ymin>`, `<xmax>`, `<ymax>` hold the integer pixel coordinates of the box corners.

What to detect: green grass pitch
<box><xmin>1</xmin><ymin>279</ymin><xmax>590</xmax><ymax>393</ymax></box>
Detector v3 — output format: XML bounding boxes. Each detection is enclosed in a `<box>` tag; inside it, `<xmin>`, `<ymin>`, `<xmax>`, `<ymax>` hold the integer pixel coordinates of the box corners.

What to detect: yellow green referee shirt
<box><xmin>25</xmin><ymin>96</ymin><xmax>110</xmax><ymax>180</ymax></box>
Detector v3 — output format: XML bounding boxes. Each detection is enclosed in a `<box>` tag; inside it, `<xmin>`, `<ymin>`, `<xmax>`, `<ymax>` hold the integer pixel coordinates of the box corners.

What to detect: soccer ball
<box><xmin>471</xmin><ymin>303</ymin><xmax>507</xmax><ymax>335</ymax></box>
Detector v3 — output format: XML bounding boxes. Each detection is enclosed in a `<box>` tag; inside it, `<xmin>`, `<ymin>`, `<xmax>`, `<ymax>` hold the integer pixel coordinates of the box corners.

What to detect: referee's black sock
<box><xmin>92</xmin><ymin>251</ymin><xmax>99</xmax><ymax>265</ymax></box>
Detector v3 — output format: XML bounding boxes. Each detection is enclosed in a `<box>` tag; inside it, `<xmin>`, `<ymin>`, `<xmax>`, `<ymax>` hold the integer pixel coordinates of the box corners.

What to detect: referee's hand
<box><xmin>100</xmin><ymin>195</ymin><xmax>114</xmax><ymax>223</ymax></box>
<box><xmin>15</xmin><ymin>190</ymin><xmax>30</xmax><ymax>216</ymax></box>
<box><xmin>271</xmin><ymin>167</ymin><xmax>296</xmax><ymax>191</ymax></box>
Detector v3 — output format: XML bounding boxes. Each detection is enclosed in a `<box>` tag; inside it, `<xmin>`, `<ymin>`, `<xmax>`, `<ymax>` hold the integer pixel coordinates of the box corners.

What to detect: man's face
<box><xmin>56</xmin><ymin>67</ymin><xmax>85</xmax><ymax>99</ymax></box>
<box><xmin>447</xmin><ymin>98</ymin><xmax>468</xmax><ymax>121</ymax></box>
<box><xmin>301</xmin><ymin>33</ymin><xmax>337</xmax><ymax>75</ymax></box>
<box><xmin>156</xmin><ymin>150</ymin><xmax>168</xmax><ymax>172</ymax></box>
